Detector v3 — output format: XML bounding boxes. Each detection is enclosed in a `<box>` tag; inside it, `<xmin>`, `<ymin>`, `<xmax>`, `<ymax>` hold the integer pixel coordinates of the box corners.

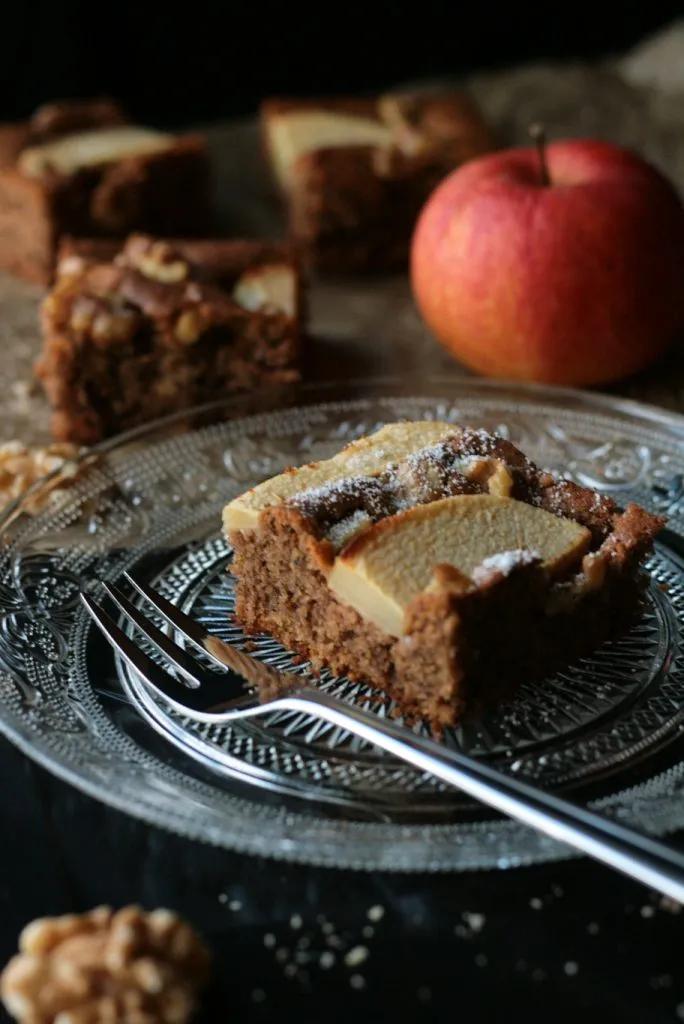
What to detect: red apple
<box><xmin>411</xmin><ymin>138</ymin><xmax>684</xmax><ymax>386</ymax></box>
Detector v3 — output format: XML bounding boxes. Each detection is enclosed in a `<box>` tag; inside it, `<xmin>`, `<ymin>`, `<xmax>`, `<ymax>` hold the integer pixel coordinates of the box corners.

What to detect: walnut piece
<box><xmin>1</xmin><ymin>905</ymin><xmax>211</xmax><ymax>1024</ymax></box>
<box><xmin>121</xmin><ymin>237</ymin><xmax>189</xmax><ymax>284</ymax></box>
<box><xmin>174</xmin><ymin>308</ymin><xmax>207</xmax><ymax>345</ymax></box>
<box><xmin>0</xmin><ymin>441</ymin><xmax>82</xmax><ymax>515</ymax></box>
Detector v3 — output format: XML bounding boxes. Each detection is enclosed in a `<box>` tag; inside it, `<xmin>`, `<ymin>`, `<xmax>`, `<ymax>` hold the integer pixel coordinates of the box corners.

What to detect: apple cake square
<box><xmin>0</xmin><ymin>99</ymin><xmax>210</xmax><ymax>283</ymax></box>
<box><xmin>37</xmin><ymin>235</ymin><xmax>303</xmax><ymax>444</ymax></box>
<box><xmin>223</xmin><ymin>422</ymin><xmax>664</xmax><ymax>732</ymax></box>
<box><xmin>261</xmin><ymin>90</ymin><xmax>492</xmax><ymax>273</ymax></box>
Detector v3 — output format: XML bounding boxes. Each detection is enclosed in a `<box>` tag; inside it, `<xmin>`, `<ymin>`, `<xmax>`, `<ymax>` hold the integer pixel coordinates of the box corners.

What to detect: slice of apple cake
<box><xmin>223</xmin><ymin>422</ymin><xmax>663</xmax><ymax>732</ymax></box>
<box><xmin>261</xmin><ymin>90</ymin><xmax>492</xmax><ymax>272</ymax></box>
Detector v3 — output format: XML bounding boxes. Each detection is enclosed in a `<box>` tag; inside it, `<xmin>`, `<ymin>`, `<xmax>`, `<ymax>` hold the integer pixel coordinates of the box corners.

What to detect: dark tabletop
<box><xmin>1</xmin><ymin>735</ymin><xmax>682</xmax><ymax>1024</ymax></box>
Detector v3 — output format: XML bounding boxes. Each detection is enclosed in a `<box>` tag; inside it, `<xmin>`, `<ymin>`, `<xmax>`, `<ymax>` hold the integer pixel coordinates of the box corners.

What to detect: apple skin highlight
<box><xmin>411</xmin><ymin>139</ymin><xmax>684</xmax><ymax>387</ymax></box>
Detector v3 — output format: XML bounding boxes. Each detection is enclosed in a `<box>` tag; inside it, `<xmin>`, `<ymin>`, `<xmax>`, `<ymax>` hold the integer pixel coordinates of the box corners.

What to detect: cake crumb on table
<box><xmin>344</xmin><ymin>945</ymin><xmax>369</xmax><ymax>968</ymax></box>
<box><xmin>462</xmin><ymin>911</ymin><xmax>486</xmax><ymax>933</ymax></box>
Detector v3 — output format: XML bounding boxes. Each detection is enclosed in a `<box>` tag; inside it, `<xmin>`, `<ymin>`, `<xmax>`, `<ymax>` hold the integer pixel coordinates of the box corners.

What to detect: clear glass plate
<box><xmin>2</xmin><ymin>378</ymin><xmax>684</xmax><ymax>872</ymax></box>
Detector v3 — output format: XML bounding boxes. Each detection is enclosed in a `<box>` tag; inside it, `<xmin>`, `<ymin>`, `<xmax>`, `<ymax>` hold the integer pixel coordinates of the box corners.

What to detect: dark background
<box><xmin>0</xmin><ymin>1</ymin><xmax>681</xmax><ymax>125</ymax></box>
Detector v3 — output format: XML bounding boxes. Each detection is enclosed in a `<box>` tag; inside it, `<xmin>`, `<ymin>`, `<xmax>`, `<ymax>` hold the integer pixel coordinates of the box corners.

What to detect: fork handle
<box><xmin>279</xmin><ymin>689</ymin><xmax>684</xmax><ymax>901</ymax></box>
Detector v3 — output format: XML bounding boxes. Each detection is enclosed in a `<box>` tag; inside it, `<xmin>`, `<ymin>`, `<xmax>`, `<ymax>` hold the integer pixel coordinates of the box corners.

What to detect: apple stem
<box><xmin>529</xmin><ymin>123</ymin><xmax>551</xmax><ymax>187</ymax></box>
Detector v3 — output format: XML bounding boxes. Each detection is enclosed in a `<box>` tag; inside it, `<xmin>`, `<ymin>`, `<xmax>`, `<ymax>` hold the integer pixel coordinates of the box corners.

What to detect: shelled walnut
<box><xmin>0</xmin><ymin>905</ymin><xmax>211</xmax><ymax>1023</ymax></box>
<box><xmin>121</xmin><ymin>237</ymin><xmax>189</xmax><ymax>284</ymax></box>
<box><xmin>0</xmin><ymin>441</ymin><xmax>82</xmax><ymax>515</ymax></box>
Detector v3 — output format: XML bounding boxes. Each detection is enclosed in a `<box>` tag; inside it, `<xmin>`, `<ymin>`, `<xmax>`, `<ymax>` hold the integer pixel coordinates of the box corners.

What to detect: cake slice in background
<box><xmin>36</xmin><ymin>235</ymin><xmax>303</xmax><ymax>444</ymax></box>
<box><xmin>224</xmin><ymin>422</ymin><xmax>663</xmax><ymax>733</ymax></box>
<box><xmin>261</xmin><ymin>89</ymin><xmax>493</xmax><ymax>273</ymax></box>
<box><xmin>0</xmin><ymin>99</ymin><xmax>210</xmax><ymax>284</ymax></box>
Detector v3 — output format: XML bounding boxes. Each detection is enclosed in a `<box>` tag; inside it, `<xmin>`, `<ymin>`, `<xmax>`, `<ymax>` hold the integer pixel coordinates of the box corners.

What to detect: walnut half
<box><xmin>0</xmin><ymin>441</ymin><xmax>82</xmax><ymax>515</ymax></box>
<box><xmin>120</xmin><ymin>237</ymin><xmax>189</xmax><ymax>284</ymax></box>
<box><xmin>0</xmin><ymin>905</ymin><xmax>211</xmax><ymax>1024</ymax></box>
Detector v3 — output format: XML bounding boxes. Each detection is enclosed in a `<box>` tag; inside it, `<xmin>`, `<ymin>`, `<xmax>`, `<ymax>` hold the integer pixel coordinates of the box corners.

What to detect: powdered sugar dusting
<box><xmin>291</xmin><ymin>474</ymin><xmax>391</xmax><ymax>523</ymax></box>
<box><xmin>327</xmin><ymin>509</ymin><xmax>373</xmax><ymax>549</ymax></box>
<box><xmin>289</xmin><ymin>433</ymin><xmax>489</xmax><ymax>549</ymax></box>
<box><xmin>286</xmin><ymin>427</ymin><xmax>554</xmax><ymax>552</ymax></box>
<box><xmin>472</xmin><ymin>549</ymin><xmax>540</xmax><ymax>584</ymax></box>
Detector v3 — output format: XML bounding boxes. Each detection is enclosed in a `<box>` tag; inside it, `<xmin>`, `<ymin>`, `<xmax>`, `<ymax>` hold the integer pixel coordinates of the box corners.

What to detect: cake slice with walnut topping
<box><xmin>224</xmin><ymin>422</ymin><xmax>664</xmax><ymax>732</ymax></box>
<box><xmin>36</xmin><ymin>234</ymin><xmax>303</xmax><ymax>443</ymax></box>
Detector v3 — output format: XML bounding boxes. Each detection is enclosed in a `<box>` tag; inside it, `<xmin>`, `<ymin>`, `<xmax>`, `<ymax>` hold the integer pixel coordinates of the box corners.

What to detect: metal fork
<box><xmin>81</xmin><ymin>572</ymin><xmax>684</xmax><ymax>901</ymax></box>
